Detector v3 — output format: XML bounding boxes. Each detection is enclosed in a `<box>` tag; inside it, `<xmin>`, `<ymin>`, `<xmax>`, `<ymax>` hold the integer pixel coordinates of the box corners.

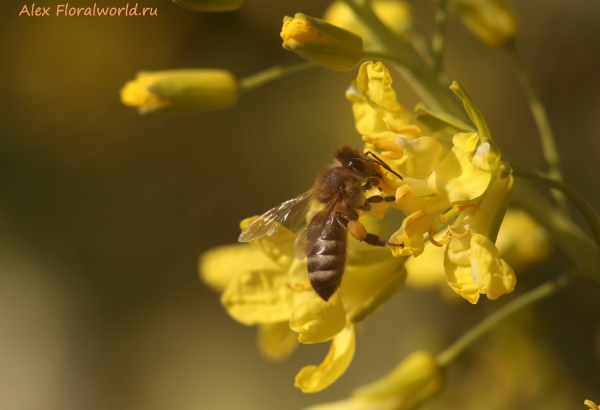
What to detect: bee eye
<box><xmin>347</xmin><ymin>158</ymin><xmax>367</xmax><ymax>174</ymax></box>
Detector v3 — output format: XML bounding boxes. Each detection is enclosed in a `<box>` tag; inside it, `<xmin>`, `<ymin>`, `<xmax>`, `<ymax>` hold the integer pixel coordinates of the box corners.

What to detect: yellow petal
<box><xmin>220</xmin><ymin>261</ymin><xmax>310</xmax><ymax>325</ymax></box>
<box><xmin>444</xmin><ymin>237</ymin><xmax>481</xmax><ymax>304</ymax></box>
<box><xmin>346</xmin><ymin>81</ymin><xmax>391</xmax><ymax>136</ymax></box>
<box><xmin>257</xmin><ymin>321</ymin><xmax>298</xmax><ymax>362</ymax></box>
<box><xmin>389</xmin><ymin>208</ymin><xmax>445</xmax><ymax>257</ymax></box>
<box><xmin>344</xmin><ymin>237</ymin><xmax>405</xmax><ymax>314</ymax></box>
<box><xmin>469</xmin><ymin>168</ymin><xmax>514</xmax><ymax>242</ymax></box>
<box><xmin>349</xmin><ymin>266</ymin><xmax>406</xmax><ymax>323</ymax></box>
<box><xmin>444</xmin><ymin>263</ymin><xmax>481</xmax><ymax>304</ymax></box>
<box><xmin>404</xmin><ymin>233</ymin><xmax>446</xmax><ymax>289</ymax></box>
<box><xmin>356</xmin><ymin>62</ymin><xmax>421</xmax><ymax>135</ymax></box>
<box><xmin>393</xmin><ymin>136</ymin><xmax>450</xmax><ymax>180</ymax></box>
<box><xmin>470</xmin><ymin>234</ymin><xmax>516</xmax><ymax>300</ymax></box>
<box><xmin>427</xmin><ymin>133</ymin><xmax>493</xmax><ymax>202</ymax></box>
<box><xmin>295</xmin><ymin>324</ymin><xmax>356</xmax><ymax>392</ymax></box>
<box><xmin>240</xmin><ymin>216</ymin><xmax>297</xmax><ymax>271</ymax></box>
<box><xmin>199</xmin><ymin>243</ymin><xmax>278</xmax><ymax>293</ymax></box>
<box><xmin>289</xmin><ymin>293</ymin><xmax>346</xmax><ymax>344</ymax></box>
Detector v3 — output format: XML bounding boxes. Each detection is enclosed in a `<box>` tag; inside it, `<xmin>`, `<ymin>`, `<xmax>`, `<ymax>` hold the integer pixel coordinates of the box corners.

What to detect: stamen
<box><xmin>452</xmin><ymin>203</ymin><xmax>481</xmax><ymax>213</ymax></box>
<box><xmin>428</xmin><ymin>227</ymin><xmax>444</xmax><ymax>247</ymax></box>
<box><xmin>287</xmin><ymin>282</ymin><xmax>313</xmax><ymax>292</ymax></box>
<box><xmin>448</xmin><ymin>224</ymin><xmax>470</xmax><ymax>238</ymax></box>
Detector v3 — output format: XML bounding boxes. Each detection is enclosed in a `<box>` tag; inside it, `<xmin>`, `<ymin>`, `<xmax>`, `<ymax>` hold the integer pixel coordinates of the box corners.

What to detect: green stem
<box><xmin>341</xmin><ymin>0</ymin><xmax>467</xmax><ymax>121</ymax></box>
<box><xmin>238</xmin><ymin>61</ymin><xmax>318</xmax><ymax>94</ymax></box>
<box><xmin>512</xmin><ymin>164</ymin><xmax>600</xmax><ymax>246</ymax></box>
<box><xmin>505</xmin><ymin>40</ymin><xmax>569</xmax><ymax>216</ymax></box>
<box><xmin>511</xmin><ymin>181</ymin><xmax>600</xmax><ymax>285</ymax></box>
<box><xmin>432</xmin><ymin>0</ymin><xmax>449</xmax><ymax>81</ymax></box>
<box><xmin>436</xmin><ymin>273</ymin><xmax>578</xmax><ymax>367</ymax></box>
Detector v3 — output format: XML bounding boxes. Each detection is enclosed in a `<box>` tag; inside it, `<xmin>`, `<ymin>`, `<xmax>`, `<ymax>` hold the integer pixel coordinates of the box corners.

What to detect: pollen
<box><xmin>348</xmin><ymin>220</ymin><xmax>368</xmax><ymax>241</ymax></box>
<box><xmin>287</xmin><ymin>282</ymin><xmax>314</xmax><ymax>292</ymax></box>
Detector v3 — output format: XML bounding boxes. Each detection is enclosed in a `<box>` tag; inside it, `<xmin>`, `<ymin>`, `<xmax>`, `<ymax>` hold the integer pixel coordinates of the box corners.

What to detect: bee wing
<box><xmin>238</xmin><ymin>190</ymin><xmax>313</xmax><ymax>242</ymax></box>
<box><xmin>293</xmin><ymin>196</ymin><xmax>341</xmax><ymax>260</ymax></box>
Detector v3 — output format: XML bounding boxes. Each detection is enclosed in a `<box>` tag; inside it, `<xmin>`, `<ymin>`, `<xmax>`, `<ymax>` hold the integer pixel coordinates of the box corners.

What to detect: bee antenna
<box><xmin>364</xmin><ymin>151</ymin><xmax>403</xmax><ymax>180</ymax></box>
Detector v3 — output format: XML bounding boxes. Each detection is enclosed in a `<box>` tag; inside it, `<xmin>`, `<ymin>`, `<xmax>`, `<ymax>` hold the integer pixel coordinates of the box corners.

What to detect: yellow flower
<box><xmin>304</xmin><ymin>351</ymin><xmax>443</xmax><ymax>410</ymax></box>
<box><xmin>172</xmin><ymin>0</ymin><xmax>244</xmax><ymax>12</ymax></box>
<box><xmin>199</xmin><ymin>216</ymin><xmax>406</xmax><ymax>392</ymax></box>
<box><xmin>585</xmin><ymin>400</ymin><xmax>600</xmax><ymax>410</ymax></box>
<box><xmin>405</xmin><ymin>208</ymin><xmax>551</xmax><ymax>296</ymax></box>
<box><xmin>120</xmin><ymin>69</ymin><xmax>238</xmax><ymax>115</ymax></box>
<box><xmin>281</xmin><ymin>13</ymin><xmax>363</xmax><ymax>71</ymax></box>
<box><xmin>449</xmin><ymin>0</ymin><xmax>517</xmax><ymax>48</ymax></box>
<box><xmin>323</xmin><ymin>0</ymin><xmax>413</xmax><ymax>45</ymax></box>
<box><xmin>347</xmin><ymin>61</ymin><xmax>516</xmax><ymax>303</ymax></box>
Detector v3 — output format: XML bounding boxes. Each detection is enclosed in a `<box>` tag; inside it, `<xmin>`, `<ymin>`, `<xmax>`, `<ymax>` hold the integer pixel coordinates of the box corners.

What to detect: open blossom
<box><xmin>200</xmin><ymin>216</ymin><xmax>406</xmax><ymax>392</ymax></box>
<box><xmin>347</xmin><ymin>61</ymin><xmax>516</xmax><ymax>303</ymax></box>
<box><xmin>405</xmin><ymin>208</ymin><xmax>551</xmax><ymax>295</ymax></box>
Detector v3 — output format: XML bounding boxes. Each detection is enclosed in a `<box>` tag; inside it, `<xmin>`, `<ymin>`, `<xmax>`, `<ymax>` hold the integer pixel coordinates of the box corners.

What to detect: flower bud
<box><xmin>281</xmin><ymin>13</ymin><xmax>363</xmax><ymax>71</ymax></box>
<box><xmin>324</xmin><ymin>0</ymin><xmax>413</xmax><ymax>44</ymax></box>
<box><xmin>172</xmin><ymin>0</ymin><xmax>243</xmax><ymax>12</ymax></box>
<box><xmin>120</xmin><ymin>69</ymin><xmax>238</xmax><ymax>115</ymax></box>
<box><xmin>353</xmin><ymin>351</ymin><xmax>443</xmax><ymax>408</ymax></box>
<box><xmin>450</xmin><ymin>0</ymin><xmax>517</xmax><ymax>48</ymax></box>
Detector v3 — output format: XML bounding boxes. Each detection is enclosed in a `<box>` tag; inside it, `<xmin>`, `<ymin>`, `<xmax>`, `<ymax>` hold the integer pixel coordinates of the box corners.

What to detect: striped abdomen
<box><xmin>307</xmin><ymin>215</ymin><xmax>347</xmax><ymax>301</ymax></box>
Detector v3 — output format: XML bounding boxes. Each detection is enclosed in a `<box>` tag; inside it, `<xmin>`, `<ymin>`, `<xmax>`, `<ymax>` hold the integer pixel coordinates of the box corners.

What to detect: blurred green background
<box><xmin>0</xmin><ymin>0</ymin><xmax>599</xmax><ymax>409</ymax></box>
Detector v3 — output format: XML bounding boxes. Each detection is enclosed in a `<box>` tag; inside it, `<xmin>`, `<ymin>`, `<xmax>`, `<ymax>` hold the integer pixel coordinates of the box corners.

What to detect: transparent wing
<box><xmin>238</xmin><ymin>190</ymin><xmax>313</xmax><ymax>242</ymax></box>
<box><xmin>293</xmin><ymin>197</ymin><xmax>341</xmax><ymax>260</ymax></box>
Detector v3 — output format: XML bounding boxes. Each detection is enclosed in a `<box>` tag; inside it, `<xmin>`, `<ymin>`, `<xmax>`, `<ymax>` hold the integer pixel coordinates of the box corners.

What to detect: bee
<box><xmin>238</xmin><ymin>145</ymin><xmax>404</xmax><ymax>301</ymax></box>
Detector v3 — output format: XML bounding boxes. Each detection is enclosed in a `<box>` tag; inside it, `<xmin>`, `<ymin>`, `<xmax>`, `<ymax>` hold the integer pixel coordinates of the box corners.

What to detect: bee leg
<box><xmin>362</xmin><ymin>177</ymin><xmax>380</xmax><ymax>191</ymax></box>
<box><xmin>359</xmin><ymin>195</ymin><xmax>396</xmax><ymax>211</ymax></box>
<box><xmin>363</xmin><ymin>234</ymin><xmax>404</xmax><ymax>248</ymax></box>
<box><xmin>336</xmin><ymin>213</ymin><xmax>404</xmax><ymax>249</ymax></box>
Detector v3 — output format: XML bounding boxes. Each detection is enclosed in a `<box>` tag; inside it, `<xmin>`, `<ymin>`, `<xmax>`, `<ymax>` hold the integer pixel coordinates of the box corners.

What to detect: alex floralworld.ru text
<box><xmin>19</xmin><ymin>3</ymin><xmax>158</xmax><ymax>17</ymax></box>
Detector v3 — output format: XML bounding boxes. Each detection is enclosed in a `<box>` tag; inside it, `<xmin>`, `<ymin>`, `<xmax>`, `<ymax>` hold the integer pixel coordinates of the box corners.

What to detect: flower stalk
<box><xmin>432</xmin><ymin>0</ymin><xmax>449</xmax><ymax>80</ymax></box>
<box><xmin>436</xmin><ymin>272</ymin><xmax>579</xmax><ymax>367</ymax></box>
<box><xmin>505</xmin><ymin>40</ymin><xmax>569</xmax><ymax>215</ymax></box>
<box><xmin>239</xmin><ymin>61</ymin><xmax>319</xmax><ymax>94</ymax></box>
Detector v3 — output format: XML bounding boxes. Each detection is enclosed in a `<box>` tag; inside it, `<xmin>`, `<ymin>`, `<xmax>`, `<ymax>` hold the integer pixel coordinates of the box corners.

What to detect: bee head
<box><xmin>334</xmin><ymin>145</ymin><xmax>373</xmax><ymax>177</ymax></box>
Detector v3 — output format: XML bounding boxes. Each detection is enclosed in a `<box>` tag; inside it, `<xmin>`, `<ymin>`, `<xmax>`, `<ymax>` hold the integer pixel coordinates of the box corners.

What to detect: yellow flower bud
<box><xmin>120</xmin><ymin>69</ymin><xmax>238</xmax><ymax>115</ymax></box>
<box><xmin>171</xmin><ymin>0</ymin><xmax>243</xmax><ymax>12</ymax></box>
<box><xmin>450</xmin><ymin>0</ymin><xmax>517</xmax><ymax>48</ymax></box>
<box><xmin>352</xmin><ymin>351</ymin><xmax>443</xmax><ymax>408</ymax></box>
<box><xmin>281</xmin><ymin>13</ymin><xmax>363</xmax><ymax>71</ymax></box>
<box><xmin>324</xmin><ymin>0</ymin><xmax>413</xmax><ymax>44</ymax></box>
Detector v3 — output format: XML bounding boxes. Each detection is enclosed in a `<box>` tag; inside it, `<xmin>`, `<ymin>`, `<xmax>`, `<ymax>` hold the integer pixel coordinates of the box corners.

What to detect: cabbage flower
<box><xmin>200</xmin><ymin>216</ymin><xmax>406</xmax><ymax>392</ymax></box>
<box><xmin>346</xmin><ymin>61</ymin><xmax>516</xmax><ymax>303</ymax></box>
